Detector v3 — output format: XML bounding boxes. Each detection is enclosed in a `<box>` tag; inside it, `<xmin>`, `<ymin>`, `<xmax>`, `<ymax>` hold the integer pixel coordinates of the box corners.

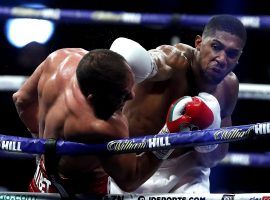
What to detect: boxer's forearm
<box><xmin>13</xmin><ymin>92</ymin><xmax>39</xmax><ymax>133</ymax></box>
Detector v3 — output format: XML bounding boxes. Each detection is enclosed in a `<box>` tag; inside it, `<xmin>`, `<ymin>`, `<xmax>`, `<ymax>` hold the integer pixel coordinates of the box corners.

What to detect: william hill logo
<box><xmin>0</xmin><ymin>141</ymin><xmax>22</xmax><ymax>152</ymax></box>
<box><xmin>107</xmin><ymin>136</ymin><xmax>171</xmax><ymax>152</ymax></box>
<box><xmin>254</xmin><ymin>123</ymin><xmax>270</xmax><ymax>134</ymax></box>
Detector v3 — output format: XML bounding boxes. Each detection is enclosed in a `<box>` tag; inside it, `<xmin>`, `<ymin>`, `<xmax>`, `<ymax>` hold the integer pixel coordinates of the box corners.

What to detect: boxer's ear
<box><xmin>195</xmin><ymin>35</ymin><xmax>202</xmax><ymax>50</ymax></box>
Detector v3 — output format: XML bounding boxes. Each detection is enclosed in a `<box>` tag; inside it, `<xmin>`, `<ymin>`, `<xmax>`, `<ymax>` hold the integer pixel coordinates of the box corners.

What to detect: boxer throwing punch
<box><xmin>109</xmin><ymin>14</ymin><xmax>246</xmax><ymax>193</ymax></box>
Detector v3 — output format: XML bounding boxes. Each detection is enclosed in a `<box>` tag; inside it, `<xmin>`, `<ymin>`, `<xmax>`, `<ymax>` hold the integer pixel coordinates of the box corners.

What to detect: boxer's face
<box><xmin>195</xmin><ymin>30</ymin><xmax>243</xmax><ymax>84</ymax></box>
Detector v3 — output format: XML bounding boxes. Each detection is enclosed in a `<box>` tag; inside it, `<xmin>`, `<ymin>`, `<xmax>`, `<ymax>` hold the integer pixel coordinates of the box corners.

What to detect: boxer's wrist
<box><xmin>194</xmin><ymin>144</ymin><xmax>219</xmax><ymax>153</ymax></box>
<box><xmin>152</xmin><ymin>149</ymin><xmax>173</xmax><ymax>160</ymax></box>
<box><xmin>152</xmin><ymin>125</ymin><xmax>173</xmax><ymax>160</ymax></box>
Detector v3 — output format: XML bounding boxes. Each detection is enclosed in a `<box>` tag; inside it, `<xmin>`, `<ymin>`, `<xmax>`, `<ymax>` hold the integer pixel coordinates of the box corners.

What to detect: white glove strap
<box><xmin>195</xmin><ymin>92</ymin><xmax>220</xmax><ymax>153</ymax></box>
<box><xmin>152</xmin><ymin>125</ymin><xmax>174</xmax><ymax>160</ymax></box>
<box><xmin>194</xmin><ymin>144</ymin><xmax>219</xmax><ymax>153</ymax></box>
<box><xmin>153</xmin><ymin>149</ymin><xmax>174</xmax><ymax>160</ymax></box>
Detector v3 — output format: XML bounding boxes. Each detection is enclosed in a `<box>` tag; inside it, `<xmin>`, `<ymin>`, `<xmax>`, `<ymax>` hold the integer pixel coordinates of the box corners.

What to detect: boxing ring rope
<box><xmin>0</xmin><ymin>76</ymin><xmax>27</xmax><ymax>91</ymax></box>
<box><xmin>238</xmin><ymin>83</ymin><xmax>270</xmax><ymax>100</ymax></box>
<box><xmin>1</xmin><ymin>192</ymin><xmax>270</xmax><ymax>200</ymax></box>
<box><xmin>0</xmin><ymin>123</ymin><xmax>270</xmax><ymax>199</ymax></box>
<box><xmin>0</xmin><ymin>6</ymin><xmax>270</xmax><ymax>199</ymax></box>
<box><xmin>0</xmin><ymin>122</ymin><xmax>269</xmax><ymax>155</ymax></box>
<box><xmin>220</xmin><ymin>152</ymin><xmax>270</xmax><ymax>167</ymax></box>
<box><xmin>1</xmin><ymin>75</ymin><xmax>270</xmax><ymax>100</ymax></box>
<box><xmin>0</xmin><ymin>6</ymin><xmax>268</xmax><ymax>29</ymax></box>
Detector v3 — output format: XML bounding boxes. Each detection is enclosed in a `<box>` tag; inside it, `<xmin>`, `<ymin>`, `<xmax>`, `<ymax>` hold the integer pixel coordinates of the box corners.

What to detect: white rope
<box><xmin>0</xmin><ymin>76</ymin><xmax>27</xmax><ymax>91</ymax></box>
<box><xmin>220</xmin><ymin>152</ymin><xmax>250</xmax><ymax>166</ymax></box>
<box><xmin>219</xmin><ymin>152</ymin><xmax>270</xmax><ymax>167</ymax></box>
<box><xmin>239</xmin><ymin>83</ymin><xmax>270</xmax><ymax>100</ymax></box>
<box><xmin>0</xmin><ymin>76</ymin><xmax>270</xmax><ymax>100</ymax></box>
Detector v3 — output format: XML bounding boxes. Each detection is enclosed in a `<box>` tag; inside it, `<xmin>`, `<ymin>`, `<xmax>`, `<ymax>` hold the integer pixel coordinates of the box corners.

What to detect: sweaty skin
<box><xmin>123</xmin><ymin>31</ymin><xmax>242</xmax><ymax>166</ymax></box>
<box><xmin>13</xmin><ymin>48</ymin><xmax>163</xmax><ymax>193</ymax></box>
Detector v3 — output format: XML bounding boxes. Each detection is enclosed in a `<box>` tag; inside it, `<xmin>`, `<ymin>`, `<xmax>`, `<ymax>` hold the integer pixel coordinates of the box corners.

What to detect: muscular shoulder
<box><xmin>47</xmin><ymin>48</ymin><xmax>88</xmax><ymax>62</ymax></box>
<box><xmin>157</xmin><ymin>43</ymin><xmax>193</xmax><ymax>55</ymax></box>
<box><xmin>174</xmin><ymin>43</ymin><xmax>195</xmax><ymax>58</ymax></box>
<box><xmin>223</xmin><ymin>72</ymin><xmax>239</xmax><ymax>93</ymax></box>
<box><xmin>42</xmin><ymin>48</ymin><xmax>88</xmax><ymax>75</ymax></box>
<box><xmin>151</xmin><ymin>43</ymin><xmax>193</xmax><ymax>72</ymax></box>
<box><xmin>220</xmin><ymin>72</ymin><xmax>239</xmax><ymax>116</ymax></box>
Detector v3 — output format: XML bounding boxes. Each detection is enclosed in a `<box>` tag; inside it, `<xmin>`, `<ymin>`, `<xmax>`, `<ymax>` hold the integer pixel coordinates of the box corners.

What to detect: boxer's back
<box><xmin>37</xmin><ymin>48</ymin><xmax>107</xmax><ymax>177</ymax></box>
<box><xmin>38</xmin><ymin>48</ymin><xmax>88</xmax><ymax>138</ymax></box>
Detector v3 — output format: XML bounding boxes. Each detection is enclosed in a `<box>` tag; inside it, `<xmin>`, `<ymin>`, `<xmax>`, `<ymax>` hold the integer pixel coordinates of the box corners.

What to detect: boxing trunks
<box><xmin>109</xmin><ymin>151</ymin><xmax>210</xmax><ymax>194</ymax></box>
<box><xmin>29</xmin><ymin>158</ymin><xmax>108</xmax><ymax>195</ymax></box>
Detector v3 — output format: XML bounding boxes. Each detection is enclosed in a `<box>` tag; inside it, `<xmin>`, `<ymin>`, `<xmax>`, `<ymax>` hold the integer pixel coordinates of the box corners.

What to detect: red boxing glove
<box><xmin>153</xmin><ymin>96</ymin><xmax>193</xmax><ymax>159</ymax></box>
<box><xmin>153</xmin><ymin>93</ymin><xmax>221</xmax><ymax>159</ymax></box>
<box><xmin>165</xmin><ymin>92</ymin><xmax>221</xmax><ymax>153</ymax></box>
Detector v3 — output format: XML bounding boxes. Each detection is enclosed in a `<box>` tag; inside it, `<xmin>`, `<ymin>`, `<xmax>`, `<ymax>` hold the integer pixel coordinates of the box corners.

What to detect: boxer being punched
<box><xmin>13</xmin><ymin>48</ymin><xmax>182</xmax><ymax>197</ymax></box>
<box><xmin>109</xmin><ymin>14</ymin><xmax>247</xmax><ymax>193</ymax></box>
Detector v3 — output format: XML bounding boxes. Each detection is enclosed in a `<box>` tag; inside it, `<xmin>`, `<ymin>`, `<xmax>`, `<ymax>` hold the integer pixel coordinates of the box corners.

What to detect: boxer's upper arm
<box><xmin>12</xmin><ymin>59</ymin><xmax>47</xmax><ymax>134</ymax></box>
<box><xmin>147</xmin><ymin>44</ymin><xmax>193</xmax><ymax>81</ymax></box>
<box><xmin>174</xmin><ymin>43</ymin><xmax>195</xmax><ymax>61</ymax></box>
<box><xmin>14</xmin><ymin>61</ymin><xmax>45</xmax><ymax>103</ymax></box>
<box><xmin>221</xmin><ymin>73</ymin><xmax>239</xmax><ymax>126</ymax></box>
<box><xmin>148</xmin><ymin>48</ymin><xmax>173</xmax><ymax>81</ymax></box>
<box><xmin>12</xmin><ymin>59</ymin><xmax>47</xmax><ymax>112</ymax></box>
<box><xmin>221</xmin><ymin>116</ymin><xmax>232</xmax><ymax>127</ymax></box>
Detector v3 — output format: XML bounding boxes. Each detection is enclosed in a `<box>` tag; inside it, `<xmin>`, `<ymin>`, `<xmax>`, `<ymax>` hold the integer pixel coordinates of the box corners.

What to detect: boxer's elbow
<box><xmin>13</xmin><ymin>91</ymin><xmax>29</xmax><ymax>115</ymax></box>
<box><xmin>12</xmin><ymin>91</ymin><xmax>19</xmax><ymax>103</ymax></box>
<box><xmin>13</xmin><ymin>92</ymin><xmax>22</xmax><ymax>110</ymax></box>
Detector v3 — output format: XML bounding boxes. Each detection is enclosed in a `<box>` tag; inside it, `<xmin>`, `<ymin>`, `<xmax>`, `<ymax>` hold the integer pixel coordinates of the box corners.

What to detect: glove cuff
<box><xmin>153</xmin><ymin>149</ymin><xmax>174</xmax><ymax>160</ymax></box>
<box><xmin>152</xmin><ymin>124</ymin><xmax>174</xmax><ymax>160</ymax></box>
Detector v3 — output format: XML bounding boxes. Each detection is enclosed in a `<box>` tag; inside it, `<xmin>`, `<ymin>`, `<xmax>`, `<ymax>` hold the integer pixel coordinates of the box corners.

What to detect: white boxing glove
<box><xmin>153</xmin><ymin>96</ymin><xmax>193</xmax><ymax>159</ymax></box>
<box><xmin>110</xmin><ymin>37</ymin><xmax>157</xmax><ymax>83</ymax></box>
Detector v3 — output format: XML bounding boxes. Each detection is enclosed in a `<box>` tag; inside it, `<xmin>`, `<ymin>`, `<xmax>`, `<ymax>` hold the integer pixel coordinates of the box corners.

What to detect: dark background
<box><xmin>0</xmin><ymin>0</ymin><xmax>270</xmax><ymax>194</ymax></box>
